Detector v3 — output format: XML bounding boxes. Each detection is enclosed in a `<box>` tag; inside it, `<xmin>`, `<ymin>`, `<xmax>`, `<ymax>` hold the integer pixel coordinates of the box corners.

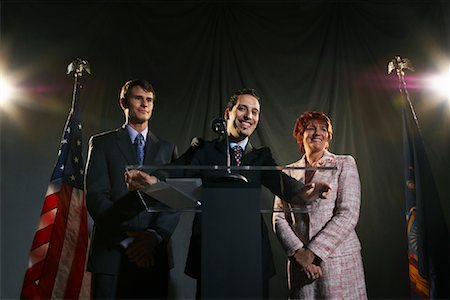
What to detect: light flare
<box><xmin>0</xmin><ymin>74</ymin><xmax>16</xmax><ymax>105</ymax></box>
<box><xmin>424</xmin><ymin>64</ymin><xmax>450</xmax><ymax>101</ymax></box>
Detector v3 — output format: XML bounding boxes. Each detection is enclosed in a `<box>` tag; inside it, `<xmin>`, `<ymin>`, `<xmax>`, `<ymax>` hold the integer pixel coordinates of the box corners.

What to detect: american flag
<box><xmin>21</xmin><ymin>80</ymin><xmax>91</xmax><ymax>299</ymax></box>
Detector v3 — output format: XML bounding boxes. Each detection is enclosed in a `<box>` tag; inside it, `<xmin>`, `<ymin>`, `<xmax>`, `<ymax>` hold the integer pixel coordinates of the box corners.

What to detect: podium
<box><xmin>201</xmin><ymin>181</ymin><xmax>263</xmax><ymax>299</ymax></box>
<box><xmin>140</xmin><ymin>173</ymin><xmax>265</xmax><ymax>299</ymax></box>
<box><xmin>135</xmin><ymin>164</ymin><xmax>332</xmax><ymax>299</ymax></box>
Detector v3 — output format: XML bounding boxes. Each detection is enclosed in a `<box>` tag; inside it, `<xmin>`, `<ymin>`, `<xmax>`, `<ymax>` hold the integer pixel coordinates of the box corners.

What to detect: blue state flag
<box><xmin>402</xmin><ymin>101</ymin><xmax>449</xmax><ymax>299</ymax></box>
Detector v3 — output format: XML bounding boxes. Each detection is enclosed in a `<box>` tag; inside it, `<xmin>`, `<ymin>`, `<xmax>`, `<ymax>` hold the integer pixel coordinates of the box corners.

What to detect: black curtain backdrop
<box><xmin>1</xmin><ymin>1</ymin><xmax>449</xmax><ymax>299</ymax></box>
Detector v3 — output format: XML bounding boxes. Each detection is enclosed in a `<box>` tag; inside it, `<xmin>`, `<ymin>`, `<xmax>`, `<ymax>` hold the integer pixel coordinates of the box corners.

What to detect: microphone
<box><xmin>211</xmin><ymin>117</ymin><xmax>230</xmax><ymax>171</ymax></box>
<box><xmin>211</xmin><ymin>117</ymin><xmax>227</xmax><ymax>135</ymax></box>
<box><xmin>209</xmin><ymin>116</ymin><xmax>248</xmax><ymax>183</ymax></box>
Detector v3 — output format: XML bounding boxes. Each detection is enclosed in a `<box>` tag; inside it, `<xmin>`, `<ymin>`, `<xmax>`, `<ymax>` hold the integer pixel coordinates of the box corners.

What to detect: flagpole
<box><xmin>67</xmin><ymin>58</ymin><xmax>91</xmax><ymax>110</ymax></box>
<box><xmin>387</xmin><ymin>55</ymin><xmax>420</xmax><ymax>130</ymax></box>
<box><xmin>389</xmin><ymin>56</ymin><xmax>450</xmax><ymax>299</ymax></box>
<box><xmin>65</xmin><ymin>58</ymin><xmax>92</xmax><ymax>299</ymax></box>
<box><xmin>389</xmin><ymin>55</ymin><xmax>431</xmax><ymax>299</ymax></box>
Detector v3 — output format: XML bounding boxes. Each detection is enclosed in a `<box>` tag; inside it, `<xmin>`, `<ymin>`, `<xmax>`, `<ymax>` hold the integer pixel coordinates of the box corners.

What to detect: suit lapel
<box><xmin>298</xmin><ymin>157</ymin><xmax>306</xmax><ymax>182</ymax></box>
<box><xmin>241</xmin><ymin>142</ymin><xmax>258</xmax><ymax>165</ymax></box>
<box><xmin>243</xmin><ymin>142</ymin><xmax>254</xmax><ymax>155</ymax></box>
<box><xmin>116</xmin><ymin>126</ymin><xmax>138</xmax><ymax>165</ymax></box>
<box><xmin>144</xmin><ymin>130</ymin><xmax>160</xmax><ymax>165</ymax></box>
<box><xmin>287</xmin><ymin>157</ymin><xmax>306</xmax><ymax>182</ymax></box>
<box><xmin>116</xmin><ymin>127</ymin><xmax>162</xmax><ymax>166</ymax></box>
<box><xmin>214</xmin><ymin>137</ymin><xmax>228</xmax><ymax>155</ymax></box>
<box><xmin>311</xmin><ymin>150</ymin><xmax>337</xmax><ymax>182</ymax></box>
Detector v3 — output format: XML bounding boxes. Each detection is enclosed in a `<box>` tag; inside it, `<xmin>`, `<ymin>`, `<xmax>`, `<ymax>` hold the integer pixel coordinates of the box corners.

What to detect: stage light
<box><xmin>425</xmin><ymin>64</ymin><xmax>450</xmax><ymax>101</ymax></box>
<box><xmin>0</xmin><ymin>74</ymin><xmax>15</xmax><ymax>106</ymax></box>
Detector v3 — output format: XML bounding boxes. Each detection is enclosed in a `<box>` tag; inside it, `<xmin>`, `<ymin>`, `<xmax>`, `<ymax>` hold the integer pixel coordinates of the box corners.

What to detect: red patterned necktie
<box><xmin>232</xmin><ymin>145</ymin><xmax>242</xmax><ymax>166</ymax></box>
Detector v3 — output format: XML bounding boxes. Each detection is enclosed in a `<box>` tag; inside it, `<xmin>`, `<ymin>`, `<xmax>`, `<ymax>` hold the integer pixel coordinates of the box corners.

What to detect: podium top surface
<box><xmin>127</xmin><ymin>165</ymin><xmax>337</xmax><ymax>171</ymax></box>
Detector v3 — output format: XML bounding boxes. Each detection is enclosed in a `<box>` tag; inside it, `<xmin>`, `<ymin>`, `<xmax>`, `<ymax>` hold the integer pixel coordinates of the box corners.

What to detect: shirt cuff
<box><xmin>146</xmin><ymin>229</ymin><xmax>163</xmax><ymax>243</ymax></box>
<box><xmin>120</xmin><ymin>237</ymin><xmax>134</xmax><ymax>248</ymax></box>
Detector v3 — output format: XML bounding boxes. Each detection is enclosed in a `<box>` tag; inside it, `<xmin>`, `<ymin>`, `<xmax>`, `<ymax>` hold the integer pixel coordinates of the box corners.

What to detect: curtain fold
<box><xmin>1</xmin><ymin>2</ymin><xmax>448</xmax><ymax>299</ymax></box>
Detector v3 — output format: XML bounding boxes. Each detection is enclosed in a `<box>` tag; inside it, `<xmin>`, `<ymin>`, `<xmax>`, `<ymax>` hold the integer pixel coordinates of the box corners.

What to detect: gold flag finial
<box><xmin>67</xmin><ymin>58</ymin><xmax>91</xmax><ymax>78</ymax></box>
<box><xmin>388</xmin><ymin>55</ymin><xmax>414</xmax><ymax>76</ymax></box>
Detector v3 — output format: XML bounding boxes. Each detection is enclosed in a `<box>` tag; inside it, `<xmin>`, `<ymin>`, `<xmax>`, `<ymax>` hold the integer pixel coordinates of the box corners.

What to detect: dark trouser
<box><xmin>92</xmin><ymin>244</ymin><xmax>169</xmax><ymax>299</ymax></box>
<box><xmin>116</xmin><ymin>255</ymin><xmax>169</xmax><ymax>299</ymax></box>
<box><xmin>193</xmin><ymin>277</ymin><xmax>269</xmax><ymax>300</ymax></box>
<box><xmin>92</xmin><ymin>273</ymin><xmax>118</xmax><ymax>299</ymax></box>
<box><xmin>186</xmin><ymin>213</ymin><xmax>273</xmax><ymax>299</ymax></box>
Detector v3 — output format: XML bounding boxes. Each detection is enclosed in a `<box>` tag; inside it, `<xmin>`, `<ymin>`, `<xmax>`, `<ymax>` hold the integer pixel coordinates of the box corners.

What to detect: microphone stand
<box><xmin>211</xmin><ymin>118</ymin><xmax>248</xmax><ymax>183</ymax></box>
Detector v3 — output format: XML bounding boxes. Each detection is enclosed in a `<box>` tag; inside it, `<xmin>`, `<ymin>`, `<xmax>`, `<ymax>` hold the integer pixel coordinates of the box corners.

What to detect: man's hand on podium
<box><xmin>295</xmin><ymin>181</ymin><xmax>331</xmax><ymax>204</ymax></box>
<box><xmin>125</xmin><ymin>170</ymin><xmax>158</xmax><ymax>191</ymax></box>
<box><xmin>125</xmin><ymin>230</ymin><xmax>158</xmax><ymax>268</ymax></box>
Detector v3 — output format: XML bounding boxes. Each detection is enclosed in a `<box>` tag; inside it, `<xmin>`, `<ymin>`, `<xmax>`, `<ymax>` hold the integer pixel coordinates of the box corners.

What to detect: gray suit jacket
<box><xmin>85</xmin><ymin>125</ymin><xmax>178</xmax><ymax>274</ymax></box>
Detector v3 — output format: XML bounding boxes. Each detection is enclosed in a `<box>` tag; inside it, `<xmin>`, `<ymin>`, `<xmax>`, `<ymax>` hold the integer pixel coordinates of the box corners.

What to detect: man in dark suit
<box><xmin>126</xmin><ymin>88</ymin><xmax>331</xmax><ymax>299</ymax></box>
<box><xmin>85</xmin><ymin>79</ymin><xmax>179</xmax><ymax>299</ymax></box>
<box><xmin>185</xmin><ymin>89</ymin><xmax>331</xmax><ymax>298</ymax></box>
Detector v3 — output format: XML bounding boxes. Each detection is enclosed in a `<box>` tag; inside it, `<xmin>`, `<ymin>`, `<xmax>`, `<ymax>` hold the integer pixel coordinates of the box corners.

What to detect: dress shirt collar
<box><xmin>126</xmin><ymin>124</ymin><xmax>148</xmax><ymax>143</ymax></box>
<box><xmin>229</xmin><ymin>137</ymin><xmax>248</xmax><ymax>152</ymax></box>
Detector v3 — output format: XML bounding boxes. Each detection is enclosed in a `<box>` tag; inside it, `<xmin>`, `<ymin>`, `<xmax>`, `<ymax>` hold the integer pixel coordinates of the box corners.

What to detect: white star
<box><xmin>61</xmin><ymin>139</ymin><xmax>68</xmax><ymax>144</ymax></box>
<box><xmin>60</xmin><ymin>164</ymin><xmax>65</xmax><ymax>170</ymax></box>
<box><xmin>77</xmin><ymin>140</ymin><xmax>81</xmax><ymax>146</ymax></box>
<box><xmin>80</xmin><ymin>169</ymin><xmax>84</xmax><ymax>175</ymax></box>
<box><xmin>78</xmin><ymin>123</ymin><xmax>82</xmax><ymax>130</ymax></box>
<box><xmin>74</xmin><ymin>157</ymin><xmax>79</xmax><ymax>163</ymax></box>
<box><xmin>66</xmin><ymin>127</ymin><xmax>71</xmax><ymax>134</ymax></box>
<box><xmin>70</xmin><ymin>175</ymin><xmax>76</xmax><ymax>181</ymax></box>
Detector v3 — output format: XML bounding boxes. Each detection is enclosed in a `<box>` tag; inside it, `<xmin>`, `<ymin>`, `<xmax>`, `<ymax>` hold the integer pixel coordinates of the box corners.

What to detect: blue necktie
<box><xmin>134</xmin><ymin>133</ymin><xmax>145</xmax><ymax>165</ymax></box>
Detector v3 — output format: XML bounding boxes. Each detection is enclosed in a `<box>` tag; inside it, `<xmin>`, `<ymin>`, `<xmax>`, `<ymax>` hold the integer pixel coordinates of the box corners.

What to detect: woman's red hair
<box><xmin>293</xmin><ymin>111</ymin><xmax>333</xmax><ymax>153</ymax></box>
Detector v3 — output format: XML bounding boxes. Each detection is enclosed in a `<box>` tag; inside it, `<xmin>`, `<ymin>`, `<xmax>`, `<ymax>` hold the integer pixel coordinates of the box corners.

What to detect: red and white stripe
<box><xmin>21</xmin><ymin>179</ymin><xmax>91</xmax><ymax>299</ymax></box>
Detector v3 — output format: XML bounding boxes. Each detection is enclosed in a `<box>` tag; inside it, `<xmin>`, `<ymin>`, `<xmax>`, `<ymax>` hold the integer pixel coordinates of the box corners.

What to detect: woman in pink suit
<box><xmin>273</xmin><ymin>111</ymin><xmax>367</xmax><ymax>299</ymax></box>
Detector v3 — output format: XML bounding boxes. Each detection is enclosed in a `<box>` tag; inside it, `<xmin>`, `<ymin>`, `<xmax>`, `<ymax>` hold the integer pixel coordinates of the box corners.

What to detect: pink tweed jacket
<box><xmin>273</xmin><ymin>150</ymin><xmax>367</xmax><ymax>299</ymax></box>
<box><xmin>273</xmin><ymin>150</ymin><xmax>362</xmax><ymax>261</ymax></box>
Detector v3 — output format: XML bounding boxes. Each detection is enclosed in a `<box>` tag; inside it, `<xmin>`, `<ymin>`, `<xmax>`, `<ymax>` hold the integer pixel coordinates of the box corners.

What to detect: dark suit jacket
<box><xmin>85</xmin><ymin>126</ymin><xmax>179</xmax><ymax>275</ymax></box>
<box><xmin>181</xmin><ymin>137</ymin><xmax>304</xmax><ymax>281</ymax></box>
